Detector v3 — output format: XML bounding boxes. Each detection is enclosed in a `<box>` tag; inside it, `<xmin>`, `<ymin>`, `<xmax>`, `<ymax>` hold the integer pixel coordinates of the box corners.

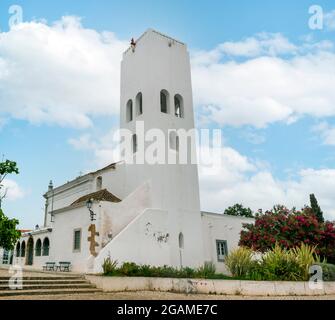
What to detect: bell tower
<box><xmin>120</xmin><ymin>29</ymin><xmax>204</xmax><ymax>268</ymax></box>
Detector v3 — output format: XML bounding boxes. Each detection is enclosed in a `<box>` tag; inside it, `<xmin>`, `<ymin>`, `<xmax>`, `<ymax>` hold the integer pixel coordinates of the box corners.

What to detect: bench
<box><xmin>43</xmin><ymin>262</ymin><xmax>56</xmax><ymax>271</ymax></box>
<box><xmin>56</xmin><ymin>262</ymin><xmax>71</xmax><ymax>272</ymax></box>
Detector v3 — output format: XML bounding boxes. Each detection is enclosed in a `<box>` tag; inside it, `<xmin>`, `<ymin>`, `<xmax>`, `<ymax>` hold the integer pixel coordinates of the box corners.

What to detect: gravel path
<box><xmin>1</xmin><ymin>291</ymin><xmax>335</xmax><ymax>300</ymax></box>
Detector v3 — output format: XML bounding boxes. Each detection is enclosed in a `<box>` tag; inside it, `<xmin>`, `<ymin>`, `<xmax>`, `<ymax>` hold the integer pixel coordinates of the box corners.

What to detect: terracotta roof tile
<box><xmin>71</xmin><ymin>189</ymin><xmax>121</xmax><ymax>206</ymax></box>
<box><xmin>19</xmin><ymin>230</ymin><xmax>32</xmax><ymax>234</ymax></box>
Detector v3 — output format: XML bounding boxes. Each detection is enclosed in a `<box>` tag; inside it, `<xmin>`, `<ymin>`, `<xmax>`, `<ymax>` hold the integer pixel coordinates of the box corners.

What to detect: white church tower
<box><xmin>13</xmin><ymin>29</ymin><xmax>253</xmax><ymax>274</ymax></box>
<box><xmin>120</xmin><ymin>29</ymin><xmax>204</xmax><ymax>268</ymax></box>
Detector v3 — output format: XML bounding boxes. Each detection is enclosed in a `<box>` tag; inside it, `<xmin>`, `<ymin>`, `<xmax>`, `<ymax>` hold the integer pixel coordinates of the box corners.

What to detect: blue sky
<box><xmin>0</xmin><ymin>0</ymin><xmax>335</xmax><ymax>227</ymax></box>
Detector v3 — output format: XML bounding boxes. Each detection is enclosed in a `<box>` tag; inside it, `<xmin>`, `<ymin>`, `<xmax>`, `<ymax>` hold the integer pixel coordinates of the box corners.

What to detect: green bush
<box><xmin>290</xmin><ymin>243</ymin><xmax>321</xmax><ymax>280</ymax></box>
<box><xmin>254</xmin><ymin>244</ymin><xmax>322</xmax><ymax>281</ymax></box>
<box><xmin>119</xmin><ymin>262</ymin><xmax>140</xmax><ymax>276</ymax></box>
<box><xmin>259</xmin><ymin>245</ymin><xmax>302</xmax><ymax>281</ymax></box>
<box><xmin>196</xmin><ymin>262</ymin><xmax>216</xmax><ymax>278</ymax></box>
<box><xmin>103</xmin><ymin>245</ymin><xmax>325</xmax><ymax>281</ymax></box>
<box><xmin>317</xmin><ymin>263</ymin><xmax>335</xmax><ymax>281</ymax></box>
<box><xmin>102</xmin><ymin>261</ymin><xmax>230</xmax><ymax>279</ymax></box>
<box><xmin>180</xmin><ymin>267</ymin><xmax>196</xmax><ymax>278</ymax></box>
<box><xmin>102</xmin><ymin>256</ymin><xmax>118</xmax><ymax>275</ymax></box>
<box><xmin>225</xmin><ymin>244</ymin><xmax>321</xmax><ymax>281</ymax></box>
<box><xmin>138</xmin><ymin>265</ymin><xmax>152</xmax><ymax>277</ymax></box>
<box><xmin>225</xmin><ymin>247</ymin><xmax>256</xmax><ymax>278</ymax></box>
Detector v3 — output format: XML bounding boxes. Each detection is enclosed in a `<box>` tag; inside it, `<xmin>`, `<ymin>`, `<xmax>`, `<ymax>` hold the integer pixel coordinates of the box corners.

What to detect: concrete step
<box><xmin>0</xmin><ymin>280</ymin><xmax>88</xmax><ymax>285</ymax></box>
<box><xmin>0</xmin><ymin>276</ymin><xmax>84</xmax><ymax>281</ymax></box>
<box><xmin>0</xmin><ymin>283</ymin><xmax>96</xmax><ymax>291</ymax></box>
<box><xmin>0</xmin><ymin>288</ymin><xmax>103</xmax><ymax>297</ymax></box>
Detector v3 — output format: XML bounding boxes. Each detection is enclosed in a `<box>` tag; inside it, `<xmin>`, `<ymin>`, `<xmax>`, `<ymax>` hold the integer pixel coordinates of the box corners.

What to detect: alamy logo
<box><xmin>114</xmin><ymin>121</ymin><xmax>224</xmax><ymax>167</ymax></box>
<box><xmin>308</xmin><ymin>5</ymin><xmax>335</xmax><ymax>31</ymax></box>
<box><xmin>309</xmin><ymin>5</ymin><xmax>324</xmax><ymax>30</ymax></box>
<box><xmin>309</xmin><ymin>265</ymin><xmax>323</xmax><ymax>290</ymax></box>
<box><xmin>0</xmin><ymin>5</ymin><xmax>23</xmax><ymax>32</ymax></box>
<box><xmin>8</xmin><ymin>265</ymin><xmax>23</xmax><ymax>290</ymax></box>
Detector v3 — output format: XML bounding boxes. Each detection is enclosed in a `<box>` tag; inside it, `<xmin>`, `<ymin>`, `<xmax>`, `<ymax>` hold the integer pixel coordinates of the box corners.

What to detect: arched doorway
<box><xmin>26</xmin><ymin>237</ymin><xmax>34</xmax><ymax>266</ymax></box>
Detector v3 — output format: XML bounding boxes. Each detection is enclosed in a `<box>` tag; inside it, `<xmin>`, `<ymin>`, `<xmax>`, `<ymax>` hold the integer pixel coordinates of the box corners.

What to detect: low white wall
<box><xmin>86</xmin><ymin>275</ymin><xmax>335</xmax><ymax>296</ymax></box>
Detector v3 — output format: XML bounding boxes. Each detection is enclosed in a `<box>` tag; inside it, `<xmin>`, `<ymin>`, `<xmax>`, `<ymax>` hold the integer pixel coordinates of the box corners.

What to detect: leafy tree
<box><xmin>0</xmin><ymin>159</ymin><xmax>21</xmax><ymax>250</ymax></box>
<box><xmin>0</xmin><ymin>159</ymin><xmax>19</xmax><ymax>208</ymax></box>
<box><xmin>224</xmin><ymin>204</ymin><xmax>254</xmax><ymax>218</ymax></box>
<box><xmin>0</xmin><ymin>209</ymin><xmax>20</xmax><ymax>250</ymax></box>
<box><xmin>239</xmin><ymin>205</ymin><xmax>335</xmax><ymax>263</ymax></box>
<box><xmin>310</xmin><ymin>194</ymin><xmax>324</xmax><ymax>223</ymax></box>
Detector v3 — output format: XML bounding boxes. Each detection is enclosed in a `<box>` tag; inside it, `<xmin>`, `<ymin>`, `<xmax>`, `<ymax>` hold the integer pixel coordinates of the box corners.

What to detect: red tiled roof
<box><xmin>71</xmin><ymin>189</ymin><xmax>122</xmax><ymax>206</ymax></box>
<box><xmin>19</xmin><ymin>230</ymin><xmax>31</xmax><ymax>234</ymax></box>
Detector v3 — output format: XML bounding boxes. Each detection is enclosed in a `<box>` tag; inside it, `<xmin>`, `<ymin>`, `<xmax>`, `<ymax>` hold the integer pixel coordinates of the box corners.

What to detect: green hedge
<box><xmin>317</xmin><ymin>263</ymin><xmax>335</xmax><ymax>281</ymax></box>
<box><xmin>225</xmin><ymin>244</ymin><xmax>335</xmax><ymax>282</ymax></box>
<box><xmin>102</xmin><ymin>260</ymin><xmax>232</xmax><ymax>280</ymax></box>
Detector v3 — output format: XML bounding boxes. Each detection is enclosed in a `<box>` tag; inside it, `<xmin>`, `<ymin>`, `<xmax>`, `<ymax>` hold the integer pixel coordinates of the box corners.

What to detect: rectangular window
<box><xmin>2</xmin><ymin>250</ymin><xmax>9</xmax><ymax>265</ymax></box>
<box><xmin>216</xmin><ymin>240</ymin><xmax>228</xmax><ymax>262</ymax></box>
<box><xmin>73</xmin><ymin>229</ymin><xmax>82</xmax><ymax>252</ymax></box>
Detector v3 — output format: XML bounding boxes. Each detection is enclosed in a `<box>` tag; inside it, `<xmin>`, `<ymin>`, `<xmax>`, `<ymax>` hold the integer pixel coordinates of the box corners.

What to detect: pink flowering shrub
<box><xmin>239</xmin><ymin>205</ymin><xmax>335</xmax><ymax>263</ymax></box>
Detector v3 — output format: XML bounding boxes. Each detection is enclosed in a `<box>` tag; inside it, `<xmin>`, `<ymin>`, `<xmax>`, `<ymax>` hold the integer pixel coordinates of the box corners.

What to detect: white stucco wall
<box><xmin>93</xmin><ymin>208</ymin><xmax>170</xmax><ymax>273</ymax></box>
<box><xmin>99</xmin><ymin>182</ymin><xmax>152</xmax><ymax>247</ymax></box>
<box><xmin>202</xmin><ymin>212</ymin><xmax>255</xmax><ymax>273</ymax></box>
<box><xmin>42</xmin><ymin>162</ymin><xmax>129</xmax><ymax>228</ymax></box>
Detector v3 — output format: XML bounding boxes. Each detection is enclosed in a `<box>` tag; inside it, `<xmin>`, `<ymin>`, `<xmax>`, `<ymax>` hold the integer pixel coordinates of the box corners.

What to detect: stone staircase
<box><xmin>0</xmin><ymin>274</ymin><xmax>102</xmax><ymax>297</ymax></box>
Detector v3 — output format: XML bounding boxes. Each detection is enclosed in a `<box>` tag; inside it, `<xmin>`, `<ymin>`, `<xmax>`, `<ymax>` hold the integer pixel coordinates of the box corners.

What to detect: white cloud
<box><xmin>1</xmin><ymin>179</ymin><xmax>25</xmax><ymax>201</ymax></box>
<box><xmin>312</xmin><ymin>121</ymin><xmax>335</xmax><ymax>146</ymax></box>
<box><xmin>192</xmin><ymin>38</ymin><xmax>335</xmax><ymax>128</ymax></box>
<box><xmin>1</xmin><ymin>20</ymin><xmax>334</xmax><ymax>131</ymax></box>
<box><xmin>0</xmin><ymin>16</ymin><xmax>128</xmax><ymax>128</ymax></box>
<box><xmin>68</xmin><ymin>128</ymin><xmax>121</xmax><ymax>168</ymax></box>
<box><xmin>199</xmin><ymin>147</ymin><xmax>335</xmax><ymax>220</ymax></box>
<box><xmin>325</xmin><ymin>10</ymin><xmax>335</xmax><ymax>31</ymax></box>
<box><xmin>242</xmin><ymin>130</ymin><xmax>266</xmax><ymax>145</ymax></box>
<box><xmin>68</xmin><ymin>134</ymin><xmax>98</xmax><ymax>151</ymax></box>
<box><xmin>220</xmin><ymin>33</ymin><xmax>297</xmax><ymax>57</ymax></box>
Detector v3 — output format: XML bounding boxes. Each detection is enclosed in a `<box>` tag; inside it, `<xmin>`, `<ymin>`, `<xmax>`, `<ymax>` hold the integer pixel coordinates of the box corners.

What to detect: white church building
<box><xmin>10</xmin><ymin>29</ymin><xmax>253</xmax><ymax>274</ymax></box>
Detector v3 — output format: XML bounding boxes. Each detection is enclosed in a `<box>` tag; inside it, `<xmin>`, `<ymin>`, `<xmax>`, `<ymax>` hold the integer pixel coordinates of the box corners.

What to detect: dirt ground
<box><xmin>1</xmin><ymin>291</ymin><xmax>335</xmax><ymax>300</ymax></box>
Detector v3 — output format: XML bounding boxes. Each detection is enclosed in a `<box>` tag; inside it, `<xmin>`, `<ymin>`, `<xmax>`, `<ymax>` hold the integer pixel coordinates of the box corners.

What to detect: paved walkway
<box><xmin>1</xmin><ymin>291</ymin><xmax>335</xmax><ymax>300</ymax></box>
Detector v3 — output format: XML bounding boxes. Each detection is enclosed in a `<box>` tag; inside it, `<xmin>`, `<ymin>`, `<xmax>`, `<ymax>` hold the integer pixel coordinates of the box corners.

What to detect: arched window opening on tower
<box><xmin>96</xmin><ymin>176</ymin><xmax>103</xmax><ymax>191</ymax></box>
<box><xmin>169</xmin><ymin>131</ymin><xmax>179</xmax><ymax>152</ymax></box>
<box><xmin>126</xmin><ymin>99</ymin><xmax>133</xmax><ymax>122</ymax></box>
<box><xmin>42</xmin><ymin>237</ymin><xmax>50</xmax><ymax>256</ymax></box>
<box><xmin>35</xmin><ymin>239</ymin><xmax>42</xmax><ymax>256</ymax></box>
<box><xmin>160</xmin><ymin>90</ymin><xmax>170</xmax><ymax>114</ymax></box>
<box><xmin>132</xmin><ymin>134</ymin><xmax>138</xmax><ymax>154</ymax></box>
<box><xmin>174</xmin><ymin>94</ymin><xmax>184</xmax><ymax>118</ymax></box>
<box><xmin>136</xmin><ymin>92</ymin><xmax>143</xmax><ymax>116</ymax></box>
